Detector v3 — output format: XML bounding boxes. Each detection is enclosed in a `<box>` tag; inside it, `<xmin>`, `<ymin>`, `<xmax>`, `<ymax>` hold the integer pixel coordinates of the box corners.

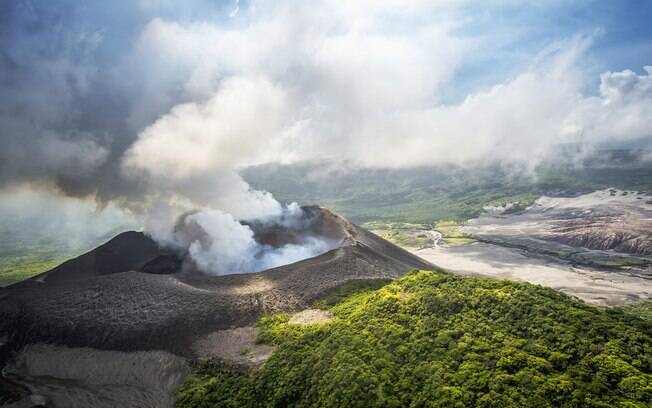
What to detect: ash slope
<box><xmin>0</xmin><ymin>207</ymin><xmax>431</xmax><ymax>363</ymax></box>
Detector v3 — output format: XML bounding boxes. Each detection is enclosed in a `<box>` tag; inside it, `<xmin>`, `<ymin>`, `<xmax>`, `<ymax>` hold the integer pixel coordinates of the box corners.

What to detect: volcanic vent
<box><xmin>167</xmin><ymin>204</ymin><xmax>342</xmax><ymax>276</ymax></box>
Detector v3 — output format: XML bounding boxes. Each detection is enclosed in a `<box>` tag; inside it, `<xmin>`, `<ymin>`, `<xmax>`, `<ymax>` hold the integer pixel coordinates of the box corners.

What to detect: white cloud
<box><xmin>123</xmin><ymin>76</ymin><xmax>288</xmax><ymax>180</ymax></box>
<box><xmin>121</xmin><ymin>0</ymin><xmax>468</xmax><ymax>213</ymax></box>
<box><xmin>564</xmin><ymin>66</ymin><xmax>652</xmax><ymax>143</ymax></box>
<box><xmin>0</xmin><ymin>185</ymin><xmax>141</xmax><ymax>251</ymax></box>
<box><xmin>121</xmin><ymin>1</ymin><xmax>652</xmax><ymax>214</ymax></box>
<box><xmin>229</xmin><ymin>0</ymin><xmax>240</xmax><ymax>18</ymax></box>
<box><xmin>122</xmin><ymin>75</ymin><xmax>288</xmax><ymax>219</ymax></box>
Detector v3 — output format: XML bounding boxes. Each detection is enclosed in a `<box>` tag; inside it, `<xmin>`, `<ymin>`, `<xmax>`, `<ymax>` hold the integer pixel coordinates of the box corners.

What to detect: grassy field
<box><xmin>435</xmin><ymin>220</ymin><xmax>475</xmax><ymax>245</ymax></box>
<box><xmin>0</xmin><ymin>255</ymin><xmax>64</xmax><ymax>287</ymax></box>
<box><xmin>362</xmin><ymin>220</ymin><xmax>475</xmax><ymax>248</ymax></box>
<box><xmin>177</xmin><ymin>270</ymin><xmax>652</xmax><ymax>408</ymax></box>
<box><xmin>0</xmin><ymin>230</ymin><xmax>95</xmax><ymax>287</ymax></box>
<box><xmin>0</xmin><ymin>222</ymin><xmax>129</xmax><ymax>286</ymax></box>
<box><xmin>0</xmin><ymin>242</ymin><xmax>76</xmax><ymax>287</ymax></box>
<box><xmin>361</xmin><ymin>221</ymin><xmax>432</xmax><ymax>248</ymax></box>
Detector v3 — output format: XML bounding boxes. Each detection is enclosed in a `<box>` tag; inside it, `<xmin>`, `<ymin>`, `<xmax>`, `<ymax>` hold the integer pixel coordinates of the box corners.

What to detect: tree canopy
<box><xmin>178</xmin><ymin>270</ymin><xmax>652</xmax><ymax>407</ymax></box>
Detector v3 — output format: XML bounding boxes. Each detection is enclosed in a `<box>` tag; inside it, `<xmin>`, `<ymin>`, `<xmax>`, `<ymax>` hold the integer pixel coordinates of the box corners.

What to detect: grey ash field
<box><xmin>413</xmin><ymin>189</ymin><xmax>652</xmax><ymax>305</ymax></box>
<box><xmin>0</xmin><ymin>207</ymin><xmax>431</xmax><ymax>407</ymax></box>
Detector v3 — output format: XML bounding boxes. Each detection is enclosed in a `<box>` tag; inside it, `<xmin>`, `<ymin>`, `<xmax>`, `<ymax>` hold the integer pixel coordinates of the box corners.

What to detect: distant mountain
<box><xmin>242</xmin><ymin>149</ymin><xmax>652</xmax><ymax>223</ymax></box>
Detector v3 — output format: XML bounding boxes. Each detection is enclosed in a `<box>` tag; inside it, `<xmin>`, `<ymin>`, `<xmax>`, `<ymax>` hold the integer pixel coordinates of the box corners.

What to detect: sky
<box><xmin>0</xmin><ymin>0</ymin><xmax>651</xmax><ymax>237</ymax></box>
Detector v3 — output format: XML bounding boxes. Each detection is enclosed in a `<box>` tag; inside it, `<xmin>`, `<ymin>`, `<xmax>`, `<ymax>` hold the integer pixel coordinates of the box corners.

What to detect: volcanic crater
<box><xmin>0</xmin><ymin>207</ymin><xmax>432</xmax><ymax>407</ymax></box>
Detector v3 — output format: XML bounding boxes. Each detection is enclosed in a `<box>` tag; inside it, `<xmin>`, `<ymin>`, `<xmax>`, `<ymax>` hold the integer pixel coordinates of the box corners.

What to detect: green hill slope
<box><xmin>177</xmin><ymin>270</ymin><xmax>652</xmax><ymax>408</ymax></box>
<box><xmin>242</xmin><ymin>156</ymin><xmax>652</xmax><ymax>224</ymax></box>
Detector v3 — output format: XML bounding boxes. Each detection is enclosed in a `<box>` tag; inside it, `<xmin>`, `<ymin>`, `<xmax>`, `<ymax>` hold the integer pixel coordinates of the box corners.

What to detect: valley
<box><xmin>371</xmin><ymin>189</ymin><xmax>652</xmax><ymax>305</ymax></box>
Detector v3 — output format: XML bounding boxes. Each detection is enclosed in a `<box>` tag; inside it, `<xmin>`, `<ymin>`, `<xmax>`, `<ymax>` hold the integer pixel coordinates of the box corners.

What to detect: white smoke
<box><xmin>120</xmin><ymin>76</ymin><xmax>286</xmax><ymax>224</ymax></box>
<box><xmin>148</xmin><ymin>202</ymin><xmax>334</xmax><ymax>276</ymax></box>
<box><xmin>0</xmin><ymin>185</ymin><xmax>141</xmax><ymax>251</ymax></box>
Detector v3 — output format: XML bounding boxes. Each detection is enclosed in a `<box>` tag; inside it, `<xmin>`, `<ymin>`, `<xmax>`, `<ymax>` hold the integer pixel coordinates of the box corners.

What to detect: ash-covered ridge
<box><xmin>0</xmin><ymin>207</ymin><xmax>431</xmax><ymax>363</ymax></box>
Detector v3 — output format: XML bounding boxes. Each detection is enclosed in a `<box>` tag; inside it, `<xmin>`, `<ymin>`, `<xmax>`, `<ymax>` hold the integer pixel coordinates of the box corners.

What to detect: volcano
<box><xmin>0</xmin><ymin>207</ymin><xmax>431</xmax><ymax>407</ymax></box>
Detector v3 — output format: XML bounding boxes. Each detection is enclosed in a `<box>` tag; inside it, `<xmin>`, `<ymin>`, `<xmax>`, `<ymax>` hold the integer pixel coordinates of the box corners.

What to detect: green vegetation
<box><xmin>313</xmin><ymin>278</ymin><xmax>395</xmax><ymax>309</ymax></box>
<box><xmin>177</xmin><ymin>270</ymin><xmax>652</xmax><ymax>408</ymax></box>
<box><xmin>435</xmin><ymin>220</ymin><xmax>475</xmax><ymax>246</ymax></box>
<box><xmin>617</xmin><ymin>302</ymin><xmax>652</xmax><ymax>325</ymax></box>
<box><xmin>0</xmin><ymin>243</ymin><xmax>73</xmax><ymax>287</ymax></box>
<box><xmin>590</xmin><ymin>256</ymin><xmax>652</xmax><ymax>269</ymax></box>
<box><xmin>0</xmin><ymin>226</ymin><xmax>121</xmax><ymax>286</ymax></box>
<box><xmin>361</xmin><ymin>221</ymin><xmax>429</xmax><ymax>231</ymax></box>
<box><xmin>562</xmin><ymin>250</ymin><xmax>652</xmax><ymax>270</ymax></box>
<box><xmin>0</xmin><ymin>257</ymin><xmax>61</xmax><ymax>287</ymax></box>
<box><xmin>362</xmin><ymin>221</ymin><xmax>432</xmax><ymax>248</ymax></box>
<box><xmin>242</xmin><ymin>159</ymin><xmax>652</xmax><ymax>224</ymax></box>
<box><xmin>362</xmin><ymin>220</ymin><xmax>475</xmax><ymax>248</ymax></box>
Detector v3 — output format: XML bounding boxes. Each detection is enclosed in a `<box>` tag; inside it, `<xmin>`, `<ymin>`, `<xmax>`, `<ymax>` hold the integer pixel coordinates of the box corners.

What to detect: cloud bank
<box><xmin>121</xmin><ymin>4</ymin><xmax>652</xmax><ymax>186</ymax></box>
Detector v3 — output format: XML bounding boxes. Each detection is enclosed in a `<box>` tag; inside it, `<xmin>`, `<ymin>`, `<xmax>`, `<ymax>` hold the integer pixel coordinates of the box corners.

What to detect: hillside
<box><xmin>0</xmin><ymin>208</ymin><xmax>433</xmax><ymax>407</ymax></box>
<box><xmin>178</xmin><ymin>270</ymin><xmax>652</xmax><ymax>408</ymax></box>
<box><xmin>242</xmin><ymin>154</ymin><xmax>652</xmax><ymax>223</ymax></box>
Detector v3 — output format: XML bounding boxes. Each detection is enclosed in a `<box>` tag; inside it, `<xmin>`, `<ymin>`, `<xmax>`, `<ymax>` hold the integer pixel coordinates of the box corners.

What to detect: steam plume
<box><xmin>151</xmin><ymin>203</ymin><xmax>334</xmax><ymax>275</ymax></box>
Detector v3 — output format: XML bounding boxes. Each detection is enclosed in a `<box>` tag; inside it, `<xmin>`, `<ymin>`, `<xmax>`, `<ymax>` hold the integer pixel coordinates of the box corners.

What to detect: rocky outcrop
<box><xmin>465</xmin><ymin>190</ymin><xmax>652</xmax><ymax>266</ymax></box>
<box><xmin>547</xmin><ymin>215</ymin><xmax>652</xmax><ymax>256</ymax></box>
<box><xmin>549</xmin><ymin>229</ymin><xmax>652</xmax><ymax>255</ymax></box>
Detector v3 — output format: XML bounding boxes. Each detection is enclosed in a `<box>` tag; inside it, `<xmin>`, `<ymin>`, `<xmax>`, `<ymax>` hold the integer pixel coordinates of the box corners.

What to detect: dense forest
<box><xmin>177</xmin><ymin>270</ymin><xmax>652</xmax><ymax>407</ymax></box>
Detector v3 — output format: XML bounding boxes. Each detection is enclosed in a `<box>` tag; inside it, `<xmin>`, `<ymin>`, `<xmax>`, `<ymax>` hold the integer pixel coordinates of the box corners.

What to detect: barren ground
<box><xmin>2</xmin><ymin>344</ymin><xmax>188</xmax><ymax>408</ymax></box>
<box><xmin>191</xmin><ymin>327</ymin><xmax>274</xmax><ymax>369</ymax></box>
<box><xmin>288</xmin><ymin>309</ymin><xmax>334</xmax><ymax>325</ymax></box>
<box><xmin>413</xmin><ymin>242</ymin><xmax>652</xmax><ymax>305</ymax></box>
<box><xmin>410</xmin><ymin>189</ymin><xmax>652</xmax><ymax>306</ymax></box>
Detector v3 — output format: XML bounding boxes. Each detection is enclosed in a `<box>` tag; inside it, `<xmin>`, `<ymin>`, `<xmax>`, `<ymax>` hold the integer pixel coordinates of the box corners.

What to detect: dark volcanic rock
<box><xmin>141</xmin><ymin>254</ymin><xmax>182</xmax><ymax>275</ymax></box>
<box><xmin>8</xmin><ymin>231</ymin><xmax>167</xmax><ymax>289</ymax></box>
<box><xmin>0</xmin><ymin>208</ymin><xmax>432</xmax><ymax>368</ymax></box>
